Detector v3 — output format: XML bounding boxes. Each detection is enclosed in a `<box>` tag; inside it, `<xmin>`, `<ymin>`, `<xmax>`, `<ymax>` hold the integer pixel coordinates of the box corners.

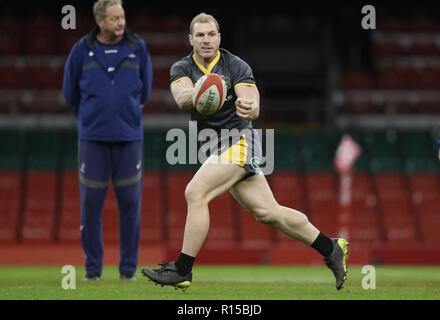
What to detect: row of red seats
<box><xmin>0</xmin><ymin>59</ymin><xmax>174</xmax><ymax>89</ymax></box>
<box><xmin>377</xmin><ymin>16</ymin><xmax>440</xmax><ymax>33</ymax></box>
<box><xmin>0</xmin><ymin>14</ymin><xmax>190</xmax><ymax>35</ymax></box>
<box><xmin>342</xmin><ymin>15</ymin><xmax>440</xmax><ymax>116</ymax></box>
<box><xmin>0</xmin><ymin>33</ymin><xmax>190</xmax><ymax>56</ymax></box>
<box><xmin>340</xmin><ymin>87</ymin><xmax>440</xmax><ymax>114</ymax></box>
<box><xmin>0</xmin><ymin>89</ymin><xmax>178</xmax><ymax>115</ymax></box>
<box><xmin>341</xmin><ymin>70</ymin><xmax>440</xmax><ymax>90</ymax></box>
<box><xmin>342</xmin><ymin>102</ymin><xmax>440</xmax><ymax>115</ymax></box>
<box><xmin>373</xmin><ymin>39</ymin><xmax>440</xmax><ymax>57</ymax></box>
<box><xmin>1</xmin><ymin>170</ymin><xmax>439</xmax><ymax>247</ymax></box>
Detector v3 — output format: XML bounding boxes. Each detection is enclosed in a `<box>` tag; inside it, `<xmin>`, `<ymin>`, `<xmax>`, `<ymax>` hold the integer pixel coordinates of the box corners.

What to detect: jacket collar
<box><xmin>85</xmin><ymin>26</ymin><xmax>141</xmax><ymax>69</ymax></box>
<box><xmin>85</xmin><ymin>26</ymin><xmax>141</xmax><ymax>50</ymax></box>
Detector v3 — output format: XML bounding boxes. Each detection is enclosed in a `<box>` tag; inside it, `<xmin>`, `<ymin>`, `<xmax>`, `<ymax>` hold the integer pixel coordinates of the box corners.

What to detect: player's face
<box><xmin>97</xmin><ymin>4</ymin><xmax>126</xmax><ymax>40</ymax></box>
<box><xmin>190</xmin><ymin>22</ymin><xmax>221</xmax><ymax>62</ymax></box>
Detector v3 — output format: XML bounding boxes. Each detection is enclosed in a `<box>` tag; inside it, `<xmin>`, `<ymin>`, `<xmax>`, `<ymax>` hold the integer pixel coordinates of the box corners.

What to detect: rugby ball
<box><xmin>192</xmin><ymin>73</ymin><xmax>226</xmax><ymax>115</ymax></box>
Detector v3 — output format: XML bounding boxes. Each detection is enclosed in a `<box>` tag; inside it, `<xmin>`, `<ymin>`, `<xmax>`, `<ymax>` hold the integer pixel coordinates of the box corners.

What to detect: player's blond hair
<box><xmin>189</xmin><ymin>13</ymin><xmax>220</xmax><ymax>35</ymax></box>
<box><xmin>93</xmin><ymin>0</ymin><xmax>123</xmax><ymax>19</ymax></box>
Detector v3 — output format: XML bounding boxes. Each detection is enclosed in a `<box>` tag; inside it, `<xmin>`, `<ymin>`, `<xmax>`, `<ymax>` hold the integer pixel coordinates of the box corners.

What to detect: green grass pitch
<box><xmin>0</xmin><ymin>265</ymin><xmax>439</xmax><ymax>300</ymax></box>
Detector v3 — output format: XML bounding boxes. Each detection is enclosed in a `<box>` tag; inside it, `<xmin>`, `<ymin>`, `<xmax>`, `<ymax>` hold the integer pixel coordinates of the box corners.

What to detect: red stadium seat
<box><xmin>344</xmin><ymin>98</ymin><xmax>376</xmax><ymax>115</ymax></box>
<box><xmin>349</xmin><ymin>172</ymin><xmax>382</xmax><ymax>245</ymax></box>
<box><xmin>409</xmin><ymin>41</ymin><xmax>438</xmax><ymax>56</ymax></box>
<box><xmin>411</xmin><ymin>17</ymin><xmax>440</xmax><ymax>33</ymax></box>
<box><xmin>130</xmin><ymin>15</ymin><xmax>188</xmax><ymax>33</ymax></box>
<box><xmin>145</xmin><ymin>89</ymin><xmax>179</xmax><ymax>114</ymax></box>
<box><xmin>58</xmin><ymin>170</ymin><xmax>81</xmax><ymax>242</ymax></box>
<box><xmin>57</xmin><ymin>33</ymin><xmax>82</xmax><ymax>55</ymax></box>
<box><xmin>152</xmin><ymin>66</ymin><xmax>172</xmax><ymax>89</ymax></box>
<box><xmin>409</xmin><ymin>172</ymin><xmax>440</xmax><ymax>244</ymax></box>
<box><xmin>140</xmin><ymin>171</ymin><xmax>162</xmax><ymax>244</ymax></box>
<box><xmin>22</xmin><ymin>90</ymin><xmax>67</xmax><ymax>114</ymax></box>
<box><xmin>140</xmin><ymin>32</ymin><xmax>190</xmax><ymax>55</ymax></box>
<box><xmin>373</xmin><ymin>172</ymin><xmax>418</xmax><ymax>244</ymax></box>
<box><xmin>340</xmin><ymin>73</ymin><xmax>373</xmax><ymax>90</ymax></box>
<box><xmin>21</xmin><ymin>171</ymin><xmax>57</xmax><ymax>243</ymax></box>
<box><xmin>101</xmin><ymin>184</ymin><xmax>120</xmax><ymax>244</ymax></box>
<box><xmin>70</xmin><ymin>16</ymin><xmax>94</xmax><ymax>35</ymax></box>
<box><xmin>25</xmin><ymin>14</ymin><xmax>56</xmax><ymax>34</ymax></box>
<box><xmin>305</xmin><ymin>172</ymin><xmax>338</xmax><ymax>235</ymax></box>
<box><xmin>166</xmin><ymin>171</ymin><xmax>193</xmax><ymax>246</ymax></box>
<box><xmin>0</xmin><ymin>61</ymin><xmax>27</xmax><ymax>89</ymax></box>
<box><xmin>128</xmin><ymin>14</ymin><xmax>153</xmax><ymax>33</ymax></box>
<box><xmin>0</xmin><ymin>171</ymin><xmax>21</xmax><ymax>242</ymax></box>
<box><xmin>0</xmin><ymin>90</ymin><xmax>25</xmax><ymax>114</ymax></box>
<box><xmin>269</xmin><ymin>171</ymin><xmax>308</xmax><ymax>246</ymax></box>
<box><xmin>270</xmin><ymin>172</ymin><xmax>306</xmax><ymax>212</ymax></box>
<box><xmin>375</xmin><ymin>71</ymin><xmax>408</xmax><ymax>89</ymax></box>
<box><xmin>25</xmin><ymin>33</ymin><xmax>57</xmax><ymax>55</ymax></box>
<box><xmin>0</xmin><ymin>15</ymin><xmax>22</xmax><ymax>34</ymax></box>
<box><xmin>27</xmin><ymin>62</ymin><xmax>64</xmax><ymax>89</ymax></box>
<box><xmin>239</xmin><ymin>204</ymin><xmax>274</xmax><ymax>249</ymax></box>
<box><xmin>0</xmin><ymin>33</ymin><xmax>23</xmax><ymax>55</ymax></box>
<box><xmin>373</xmin><ymin>41</ymin><xmax>405</xmax><ymax>58</ymax></box>
<box><xmin>204</xmin><ymin>192</ymin><xmax>235</xmax><ymax>248</ymax></box>
<box><xmin>377</xmin><ymin>17</ymin><xmax>412</xmax><ymax>33</ymax></box>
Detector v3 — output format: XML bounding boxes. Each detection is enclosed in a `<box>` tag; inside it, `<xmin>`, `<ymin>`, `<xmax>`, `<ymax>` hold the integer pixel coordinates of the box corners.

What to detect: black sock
<box><xmin>310</xmin><ymin>232</ymin><xmax>334</xmax><ymax>258</ymax></box>
<box><xmin>175</xmin><ymin>252</ymin><xmax>195</xmax><ymax>276</ymax></box>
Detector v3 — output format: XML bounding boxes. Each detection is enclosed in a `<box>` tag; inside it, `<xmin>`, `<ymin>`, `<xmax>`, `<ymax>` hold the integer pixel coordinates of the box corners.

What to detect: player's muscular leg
<box><xmin>230</xmin><ymin>174</ymin><xmax>320</xmax><ymax>245</ymax></box>
<box><xmin>182</xmin><ymin>155</ymin><xmax>248</xmax><ymax>256</ymax></box>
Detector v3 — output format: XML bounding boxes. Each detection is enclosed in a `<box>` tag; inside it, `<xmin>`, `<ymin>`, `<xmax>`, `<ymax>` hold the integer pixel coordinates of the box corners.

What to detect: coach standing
<box><xmin>63</xmin><ymin>0</ymin><xmax>153</xmax><ymax>281</ymax></box>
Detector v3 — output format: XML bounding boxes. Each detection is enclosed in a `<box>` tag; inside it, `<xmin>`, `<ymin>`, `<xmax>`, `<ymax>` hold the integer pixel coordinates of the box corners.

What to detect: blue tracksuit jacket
<box><xmin>63</xmin><ymin>26</ymin><xmax>153</xmax><ymax>141</ymax></box>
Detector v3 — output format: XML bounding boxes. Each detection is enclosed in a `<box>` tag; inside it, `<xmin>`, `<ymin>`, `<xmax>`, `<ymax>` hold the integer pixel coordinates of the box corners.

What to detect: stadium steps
<box><xmin>269</xmin><ymin>171</ymin><xmax>308</xmax><ymax>247</ymax></box>
<box><xmin>373</xmin><ymin>172</ymin><xmax>421</xmax><ymax>244</ymax></box>
<box><xmin>140</xmin><ymin>171</ymin><xmax>162</xmax><ymax>244</ymax></box>
<box><xmin>238</xmin><ymin>204</ymin><xmax>274</xmax><ymax>251</ymax></box>
<box><xmin>350</xmin><ymin>172</ymin><xmax>383</xmax><ymax>245</ymax></box>
<box><xmin>165</xmin><ymin>171</ymin><xmax>192</xmax><ymax>246</ymax></box>
<box><xmin>20</xmin><ymin>171</ymin><xmax>57</xmax><ymax>243</ymax></box>
<box><xmin>204</xmin><ymin>192</ymin><xmax>236</xmax><ymax>248</ymax></box>
<box><xmin>58</xmin><ymin>170</ymin><xmax>80</xmax><ymax>243</ymax></box>
<box><xmin>0</xmin><ymin>171</ymin><xmax>21</xmax><ymax>242</ymax></box>
<box><xmin>2</xmin><ymin>128</ymin><xmax>440</xmax><ymax>266</ymax></box>
<box><xmin>304</xmin><ymin>171</ymin><xmax>339</xmax><ymax>236</ymax></box>
<box><xmin>409</xmin><ymin>172</ymin><xmax>440</xmax><ymax>244</ymax></box>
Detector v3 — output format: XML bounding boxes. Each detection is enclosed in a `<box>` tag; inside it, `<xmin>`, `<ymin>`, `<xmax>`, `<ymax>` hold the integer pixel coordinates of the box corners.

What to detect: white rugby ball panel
<box><xmin>192</xmin><ymin>74</ymin><xmax>226</xmax><ymax>115</ymax></box>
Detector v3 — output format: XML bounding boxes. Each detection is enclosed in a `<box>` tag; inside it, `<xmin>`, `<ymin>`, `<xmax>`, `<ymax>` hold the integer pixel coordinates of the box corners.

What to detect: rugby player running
<box><xmin>141</xmin><ymin>13</ymin><xmax>349</xmax><ymax>291</ymax></box>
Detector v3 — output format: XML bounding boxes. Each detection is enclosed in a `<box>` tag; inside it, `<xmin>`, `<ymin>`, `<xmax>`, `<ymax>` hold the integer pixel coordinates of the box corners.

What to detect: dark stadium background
<box><xmin>1</xmin><ymin>1</ymin><xmax>440</xmax><ymax>266</ymax></box>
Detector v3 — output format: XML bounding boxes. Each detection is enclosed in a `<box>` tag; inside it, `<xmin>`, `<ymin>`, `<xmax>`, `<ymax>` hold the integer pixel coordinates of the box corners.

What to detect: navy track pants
<box><xmin>78</xmin><ymin>140</ymin><xmax>143</xmax><ymax>276</ymax></box>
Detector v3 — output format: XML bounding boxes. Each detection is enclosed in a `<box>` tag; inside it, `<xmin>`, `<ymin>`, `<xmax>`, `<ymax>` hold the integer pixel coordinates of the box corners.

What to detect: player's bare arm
<box><xmin>235</xmin><ymin>84</ymin><xmax>260</xmax><ymax>121</ymax></box>
<box><xmin>170</xmin><ymin>77</ymin><xmax>195</xmax><ymax>110</ymax></box>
